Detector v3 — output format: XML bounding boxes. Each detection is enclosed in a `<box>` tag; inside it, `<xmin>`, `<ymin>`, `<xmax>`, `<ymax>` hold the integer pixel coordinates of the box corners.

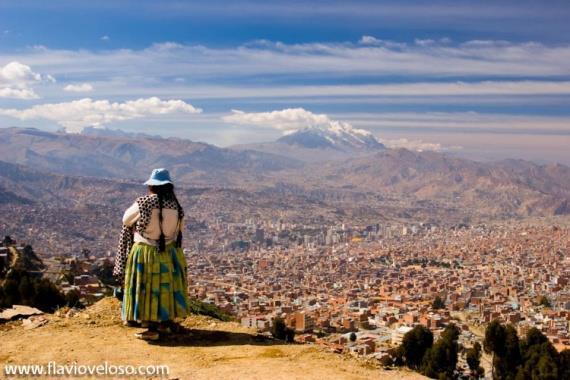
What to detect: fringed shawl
<box><xmin>113</xmin><ymin>194</ymin><xmax>184</xmax><ymax>281</ymax></box>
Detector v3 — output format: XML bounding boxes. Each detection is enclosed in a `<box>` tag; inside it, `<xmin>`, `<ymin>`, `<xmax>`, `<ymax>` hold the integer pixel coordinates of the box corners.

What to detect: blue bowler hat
<box><xmin>144</xmin><ymin>168</ymin><xmax>173</xmax><ymax>186</ymax></box>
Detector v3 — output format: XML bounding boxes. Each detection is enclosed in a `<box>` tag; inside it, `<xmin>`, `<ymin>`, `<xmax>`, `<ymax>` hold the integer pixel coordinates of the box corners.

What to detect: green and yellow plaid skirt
<box><xmin>122</xmin><ymin>242</ymin><xmax>190</xmax><ymax>322</ymax></box>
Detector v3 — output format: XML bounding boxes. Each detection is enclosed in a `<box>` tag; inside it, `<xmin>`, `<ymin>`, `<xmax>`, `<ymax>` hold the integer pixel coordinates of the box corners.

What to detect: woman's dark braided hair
<box><xmin>148</xmin><ymin>183</ymin><xmax>183</xmax><ymax>252</ymax></box>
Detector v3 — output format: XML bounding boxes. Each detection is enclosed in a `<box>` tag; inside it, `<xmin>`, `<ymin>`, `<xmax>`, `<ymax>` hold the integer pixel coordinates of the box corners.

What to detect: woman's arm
<box><xmin>122</xmin><ymin>202</ymin><xmax>140</xmax><ymax>226</ymax></box>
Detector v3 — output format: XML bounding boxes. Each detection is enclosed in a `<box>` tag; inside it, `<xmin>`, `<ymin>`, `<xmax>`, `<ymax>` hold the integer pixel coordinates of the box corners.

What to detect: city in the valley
<box><xmin>3</xmin><ymin>214</ymin><xmax>568</xmax><ymax>368</ymax></box>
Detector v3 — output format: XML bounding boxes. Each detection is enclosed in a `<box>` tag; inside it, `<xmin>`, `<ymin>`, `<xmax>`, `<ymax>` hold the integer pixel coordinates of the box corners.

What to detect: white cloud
<box><xmin>2</xmin><ymin>39</ymin><xmax>570</xmax><ymax>105</ymax></box>
<box><xmin>223</xmin><ymin>108</ymin><xmax>472</xmax><ymax>151</ymax></box>
<box><xmin>64</xmin><ymin>83</ymin><xmax>94</xmax><ymax>92</ymax></box>
<box><xmin>0</xmin><ymin>87</ymin><xmax>38</xmax><ymax>99</ymax></box>
<box><xmin>334</xmin><ymin>111</ymin><xmax>570</xmax><ymax>135</ymax></box>
<box><xmin>101</xmin><ymin>35</ymin><xmax>110</xmax><ymax>41</ymax></box>
<box><xmin>414</xmin><ymin>37</ymin><xmax>452</xmax><ymax>47</ymax></box>
<box><xmin>6</xmin><ymin>39</ymin><xmax>570</xmax><ymax>86</ymax></box>
<box><xmin>380</xmin><ymin>138</ymin><xmax>461</xmax><ymax>152</ymax></box>
<box><xmin>0</xmin><ymin>61</ymin><xmax>53</xmax><ymax>85</ymax></box>
<box><xmin>359</xmin><ymin>35</ymin><xmax>379</xmax><ymax>45</ymax></box>
<box><xmin>414</xmin><ymin>38</ymin><xmax>435</xmax><ymax>46</ymax></box>
<box><xmin>0</xmin><ymin>61</ymin><xmax>54</xmax><ymax>99</ymax></box>
<box><xmin>223</xmin><ymin>108</ymin><xmax>570</xmax><ymax>139</ymax></box>
<box><xmin>0</xmin><ymin>38</ymin><xmax>566</xmax><ymax>126</ymax></box>
<box><xmin>222</xmin><ymin>108</ymin><xmax>330</xmax><ymax>132</ymax></box>
<box><xmin>157</xmin><ymin>80</ymin><xmax>570</xmax><ymax>100</ymax></box>
<box><xmin>0</xmin><ymin>97</ymin><xmax>202</xmax><ymax>132</ymax></box>
<box><xmin>223</xmin><ymin>108</ymin><xmax>371</xmax><ymax>136</ymax></box>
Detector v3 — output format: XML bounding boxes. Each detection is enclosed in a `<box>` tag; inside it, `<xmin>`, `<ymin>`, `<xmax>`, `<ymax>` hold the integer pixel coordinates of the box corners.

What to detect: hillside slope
<box><xmin>0</xmin><ymin>127</ymin><xmax>301</xmax><ymax>187</ymax></box>
<box><xmin>0</xmin><ymin>298</ymin><xmax>423</xmax><ymax>379</ymax></box>
<box><xmin>305</xmin><ymin>149</ymin><xmax>570</xmax><ymax>218</ymax></box>
<box><xmin>2</xmin><ymin>126</ymin><xmax>570</xmax><ymax>220</ymax></box>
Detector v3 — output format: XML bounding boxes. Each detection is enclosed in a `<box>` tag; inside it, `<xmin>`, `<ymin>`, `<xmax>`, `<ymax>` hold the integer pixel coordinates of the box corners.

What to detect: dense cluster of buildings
<box><xmin>184</xmin><ymin>220</ymin><xmax>570</xmax><ymax>357</ymax></box>
<box><xmin>4</xmin><ymin>200</ymin><xmax>569</xmax><ymax>363</ymax></box>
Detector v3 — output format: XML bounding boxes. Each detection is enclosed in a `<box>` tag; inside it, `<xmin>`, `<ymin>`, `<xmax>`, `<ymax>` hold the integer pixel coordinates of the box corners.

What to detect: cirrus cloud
<box><xmin>7</xmin><ymin>38</ymin><xmax>570</xmax><ymax>86</ymax></box>
<box><xmin>0</xmin><ymin>97</ymin><xmax>202</xmax><ymax>132</ymax></box>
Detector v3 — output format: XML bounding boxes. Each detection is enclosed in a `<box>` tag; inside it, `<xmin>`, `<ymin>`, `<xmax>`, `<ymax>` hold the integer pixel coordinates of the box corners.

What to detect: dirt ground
<box><xmin>0</xmin><ymin>298</ymin><xmax>424</xmax><ymax>379</ymax></box>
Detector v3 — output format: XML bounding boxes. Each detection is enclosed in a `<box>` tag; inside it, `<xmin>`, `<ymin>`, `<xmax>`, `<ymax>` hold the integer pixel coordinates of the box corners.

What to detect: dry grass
<box><xmin>0</xmin><ymin>298</ymin><xmax>425</xmax><ymax>379</ymax></box>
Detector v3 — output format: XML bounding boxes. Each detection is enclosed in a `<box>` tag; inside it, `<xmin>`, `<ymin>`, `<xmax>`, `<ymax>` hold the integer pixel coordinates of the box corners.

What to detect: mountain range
<box><xmin>309</xmin><ymin>149</ymin><xmax>570</xmax><ymax>218</ymax></box>
<box><xmin>0</xmin><ymin>127</ymin><xmax>301</xmax><ymax>187</ymax></box>
<box><xmin>0</xmin><ymin>126</ymin><xmax>569</xmax><ymax>221</ymax></box>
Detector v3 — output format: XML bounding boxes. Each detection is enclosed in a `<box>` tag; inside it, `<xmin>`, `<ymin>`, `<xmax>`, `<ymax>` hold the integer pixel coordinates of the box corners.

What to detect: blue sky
<box><xmin>0</xmin><ymin>0</ymin><xmax>569</xmax><ymax>163</ymax></box>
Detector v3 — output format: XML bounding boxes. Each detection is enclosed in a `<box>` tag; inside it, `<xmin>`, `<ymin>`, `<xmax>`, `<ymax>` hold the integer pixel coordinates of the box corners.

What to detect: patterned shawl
<box><xmin>113</xmin><ymin>194</ymin><xmax>184</xmax><ymax>281</ymax></box>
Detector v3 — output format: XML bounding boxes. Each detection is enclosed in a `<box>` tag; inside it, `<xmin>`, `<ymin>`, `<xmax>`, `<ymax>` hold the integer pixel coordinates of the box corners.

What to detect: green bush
<box><xmin>1</xmin><ymin>269</ymin><xmax>66</xmax><ymax>312</ymax></box>
<box><xmin>65</xmin><ymin>289</ymin><xmax>82</xmax><ymax>308</ymax></box>
<box><xmin>188</xmin><ymin>298</ymin><xmax>233</xmax><ymax>321</ymax></box>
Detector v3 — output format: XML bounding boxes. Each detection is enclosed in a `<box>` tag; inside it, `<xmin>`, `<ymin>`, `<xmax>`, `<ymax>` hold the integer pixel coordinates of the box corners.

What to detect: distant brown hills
<box><xmin>0</xmin><ymin>127</ymin><xmax>569</xmax><ymax>221</ymax></box>
<box><xmin>0</xmin><ymin>127</ymin><xmax>301</xmax><ymax>187</ymax></box>
<box><xmin>305</xmin><ymin>149</ymin><xmax>570</xmax><ymax>218</ymax></box>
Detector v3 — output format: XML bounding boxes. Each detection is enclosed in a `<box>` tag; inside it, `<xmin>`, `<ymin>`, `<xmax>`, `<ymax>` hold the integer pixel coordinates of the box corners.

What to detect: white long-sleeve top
<box><xmin>123</xmin><ymin>201</ymin><xmax>182</xmax><ymax>246</ymax></box>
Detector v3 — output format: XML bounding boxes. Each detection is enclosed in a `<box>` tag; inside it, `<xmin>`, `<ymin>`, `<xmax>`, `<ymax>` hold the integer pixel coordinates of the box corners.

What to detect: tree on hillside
<box><xmin>518</xmin><ymin>342</ymin><xmax>559</xmax><ymax>379</ymax></box>
<box><xmin>432</xmin><ymin>296</ymin><xmax>445</xmax><ymax>310</ymax></box>
<box><xmin>466</xmin><ymin>342</ymin><xmax>484</xmax><ymax>378</ymax></box>
<box><xmin>500</xmin><ymin>325</ymin><xmax>522</xmax><ymax>379</ymax></box>
<box><xmin>93</xmin><ymin>259</ymin><xmax>117</xmax><ymax>286</ymax></box>
<box><xmin>517</xmin><ymin>328</ymin><xmax>559</xmax><ymax>380</ymax></box>
<box><xmin>484</xmin><ymin>320</ymin><xmax>506</xmax><ymax>379</ymax></box>
<box><xmin>271</xmin><ymin>317</ymin><xmax>295</xmax><ymax>343</ymax></box>
<box><xmin>0</xmin><ymin>257</ymin><xmax>5</xmax><ymax>277</ymax></box>
<box><xmin>349</xmin><ymin>332</ymin><xmax>357</xmax><ymax>342</ymax></box>
<box><xmin>484</xmin><ymin>320</ymin><xmax>506</xmax><ymax>356</ymax></box>
<box><xmin>538</xmin><ymin>295</ymin><xmax>551</xmax><ymax>308</ymax></box>
<box><xmin>17</xmin><ymin>276</ymin><xmax>34</xmax><ymax>305</ymax></box>
<box><xmin>523</xmin><ymin>327</ymin><xmax>548</xmax><ymax>348</ymax></box>
<box><xmin>388</xmin><ymin>346</ymin><xmax>405</xmax><ymax>367</ymax></box>
<box><xmin>401</xmin><ymin>325</ymin><xmax>433</xmax><ymax>370</ymax></box>
<box><xmin>378</xmin><ymin>353</ymin><xmax>394</xmax><ymax>368</ymax></box>
<box><xmin>559</xmin><ymin>349</ymin><xmax>570</xmax><ymax>380</ymax></box>
<box><xmin>2</xmin><ymin>276</ymin><xmax>21</xmax><ymax>306</ymax></box>
<box><xmin>1</xmin><ymin>269</ymin><xmax>66</xmax><ymax>312</ymax></box>
<box><xmin>2</xmin><ymin>236</ymin><xmax>14</xmax><ymax>246</ymax></box>
<box><xmin>65</xmin><ymin>289</ymin><xmax>81</xmax><ymax>308</ymax></box>
<box><xmin>32</xmin><ymin>278</ymin><xmax>66</xmax><ymax>312</ymax></box>
<box><xmin>483</xmin><ymin>322</ymin><xmax>521</xmax><ymax>379</ymax></box>
<box><xmin>483</xmin><ymin>322</ymin><xmax>565</xmax><ymax>380</ymax></box>
<box><xmin>421</xmin><ymin>323</ymin><xmax>460</xmax><ymax>379</ymax></box>
<box><xmin>187</xmin><ymin>299</ymin><xmax>233</xmax><ymax>321</ymax></box>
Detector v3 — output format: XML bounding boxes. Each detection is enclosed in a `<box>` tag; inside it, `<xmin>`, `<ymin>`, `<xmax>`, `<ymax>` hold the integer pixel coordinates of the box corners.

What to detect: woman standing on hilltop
<box><xmin>113</xmin><ymin>168</ymin><xmax>189</xmax><ymax>341</ymax></box>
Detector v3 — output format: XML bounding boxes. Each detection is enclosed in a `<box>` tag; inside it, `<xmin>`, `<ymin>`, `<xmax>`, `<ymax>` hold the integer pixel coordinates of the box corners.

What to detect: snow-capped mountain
<box><xmin>277</xmin><ymin>124</ymin><xmax>385</xmax><ymax>152</ymax></box>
